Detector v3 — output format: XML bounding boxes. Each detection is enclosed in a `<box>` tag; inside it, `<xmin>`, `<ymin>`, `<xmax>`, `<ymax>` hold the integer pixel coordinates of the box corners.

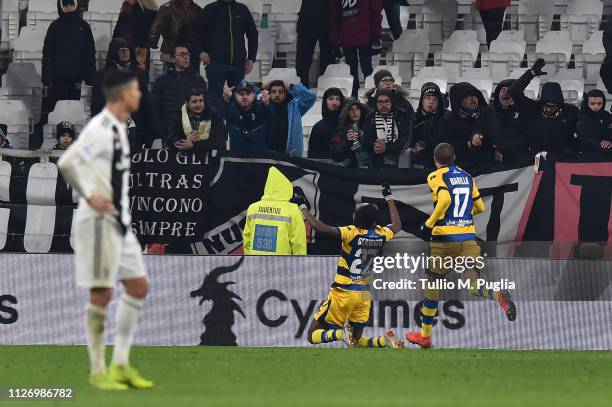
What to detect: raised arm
<box><xmin>382</xmin><ymin>182</ymin><xmax>402</xmax><ymax>234</ymax></box>
<box><xmin>293</xmin><ymin>187</ymin><xmax>341</xmax><ymax>237</ymax></box>
<box><xmin>509</xmin><ymin>58</ymin><xmax>546</xmax><ymax>108</ymax></box>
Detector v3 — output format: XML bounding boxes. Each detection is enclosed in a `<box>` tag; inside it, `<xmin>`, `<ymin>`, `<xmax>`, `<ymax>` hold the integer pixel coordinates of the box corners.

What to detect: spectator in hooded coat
<box><xmin>434</xmin><ymin>82</ymin><xmax>492</xmax><ymax>170</ymax></box>
<box><xmin>308</xmin><ymin>88</ymin><xmax>346</xmax><ymax>159</ymax></box>
<box><xmin>411</xmin><ymin>82</ymin><xmax>447</xmax><ymax>170</ymax></box>
<box><xmin>576</xmin><ymin>89</ymin><xmax>612</xmax><ymax>160</ymax></box>
<box><xmin>364</xmin><ymin>89</ymin><xmax>411</xmax><ymax>169</ymax></box>
<box><xmin>329</xmin><ymin>0</ymin><xmax>383</xmax><ymax>97</ymax></box>
<box><xmin>42</xmin><ymin>0</ymin><xmax>96</xmax><ymax>113</ymax></box>
<box><xmin>338</xmin><ymin>97</ymin><xmax>371</xmax><ymax>167</ymax></box>
<box><xmin>509</xmin><ymin>58</ymin><xmax>579</xmax><ymax>158</ymax></box>
<box><xmin>473</xmin><ymin>79</ymin><xmax>529</xmax><ymax>164</ymax></box>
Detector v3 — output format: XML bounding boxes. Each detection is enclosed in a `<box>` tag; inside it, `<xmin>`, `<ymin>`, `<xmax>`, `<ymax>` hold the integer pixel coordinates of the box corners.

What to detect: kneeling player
<box><xmin>406</xmin><ymin>143</ymin><xmax>516</xmax><ymax>349</ymax></box>
<box><xmin>297</xmin><ymin>183</ymin><xmax>403</xmax><ymax>348</ymax></box>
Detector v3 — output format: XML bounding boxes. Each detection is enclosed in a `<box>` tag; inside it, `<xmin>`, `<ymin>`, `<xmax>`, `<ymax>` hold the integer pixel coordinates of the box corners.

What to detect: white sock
<box><xmin>112</xmin><ymin>294</ymin><xmax>144</xmax><ymax>366</ymax></box>
<box><xmin>85</xmin><ymin>304</ymin><xmax>107</xmax><ymax>375</ymax></box>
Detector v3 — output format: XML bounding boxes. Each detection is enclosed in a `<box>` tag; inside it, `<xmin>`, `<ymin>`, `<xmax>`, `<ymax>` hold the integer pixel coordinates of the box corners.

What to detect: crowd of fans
<box><xmin>2</xmin><ymin>0</ymin><xmax>612</xmax><ymax>170</ymax></box>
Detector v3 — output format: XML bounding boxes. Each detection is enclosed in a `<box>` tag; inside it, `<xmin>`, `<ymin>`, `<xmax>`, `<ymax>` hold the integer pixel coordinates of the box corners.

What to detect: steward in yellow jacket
<box><xmin>242</xmin><ymin>167</ymin><xmax>307</xmax><ymax>255</ymax></box>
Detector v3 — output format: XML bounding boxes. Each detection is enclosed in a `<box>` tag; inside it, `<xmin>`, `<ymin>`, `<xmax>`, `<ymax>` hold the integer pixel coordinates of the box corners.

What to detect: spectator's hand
<box><xmin>175</xmin><ymin>139</ymin><xmax>194</xmax><ymax>151</ymax></box>
<box><xmin>291</xmin><ymin>186</ymin><xmax>310</xmax><ymax>210</ymax></box>
<box><xmin>601</xmin><ymin>140</ymin><xmax>612</xmax><ymax>149</ymax></box>
<box><xmin>373</xmin><ymin>140</ymin><xmax>386</xmax><ymax>154</ymax></box>
<box><xmin>200</xmin><ymin>52</ymin><xmax>211</xmax><ymax>65</ymax></box>
<box><xmin>245</xmin><ymin>59</ymin><xmax>254</xmax><ymax>75</ymax></box>
<box><xmin>418</xmin><ymin>222</ymin><xmax>432</xmax><ymax>241</ymax></box>
<box><xmin>261</xmin><ymin>90</ymin><xmax>271</xmax><ymax>106</ymax></box>
<box><xmin>495</xmin><ymin>150</ymin><xmax>504</xmax><ymax>162</ymax></box>
<box><xmin>531</xmin><ymin>58</ymin><xmax>547</xmax><ymax>76</ymax></box>
<box><xmin>347</xmin><ymin>129</ymin><xmax>358</xmax><ymax>141</ymax></box>
<box><xmin>188</xmin><ymin>131</ymin><xmax>200</xmax><ymax>143</ymax></box>
<box><xmin>88</xmin><ymin>194</ymin><xmax>116</xmax><ymax>216</ymax></box>
<box><xmin>413</xmin><ymin>141</ymin><xmax>425</xmax><ymax>152</ymax></box>
<box><xmin>471</xmin><ymin>133</ymin><xmax>483</xmax><ymax>147</ymax></box>
<box><xmin>223</xmin><ymin>85</ymin><xmax>234</xmax><ymax>102</ymax></box>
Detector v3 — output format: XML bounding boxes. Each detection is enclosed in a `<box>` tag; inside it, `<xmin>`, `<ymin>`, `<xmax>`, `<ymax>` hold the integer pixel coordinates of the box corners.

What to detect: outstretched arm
<box><xmin>301</xmin><ymin>208</ymin><xmax>341</xmax><ymax>238</ymax></box>
<box><xmin>382</xmin><ymin>182</ymin><xmax>402</xmax><ymax>234</ymax></box>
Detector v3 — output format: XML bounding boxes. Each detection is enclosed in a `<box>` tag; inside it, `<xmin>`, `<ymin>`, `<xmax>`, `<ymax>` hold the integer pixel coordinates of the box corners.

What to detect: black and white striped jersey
<box><xmin>57</xmin><ymin>108</ymin><xmax>131</xmax><ymax>233</ymax></box>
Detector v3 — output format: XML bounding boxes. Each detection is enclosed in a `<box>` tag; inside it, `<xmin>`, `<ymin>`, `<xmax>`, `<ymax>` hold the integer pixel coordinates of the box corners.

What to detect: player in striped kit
<box><xmin>58</xmin><ymin>71</ymin><xmax>153</xmax><ymax>390</ymax></box>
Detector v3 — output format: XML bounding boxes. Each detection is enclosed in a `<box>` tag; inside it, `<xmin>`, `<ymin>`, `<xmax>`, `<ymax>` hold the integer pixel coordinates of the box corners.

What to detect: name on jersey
<box><xmin>448</xmin><ymin>176</ymin><xmax>469</xmax><ymax>186</ymax></box>
<box><xmin>258</xmin><ymin>206</ymin><xmax>281</xmax><ymax>215</ymax></box>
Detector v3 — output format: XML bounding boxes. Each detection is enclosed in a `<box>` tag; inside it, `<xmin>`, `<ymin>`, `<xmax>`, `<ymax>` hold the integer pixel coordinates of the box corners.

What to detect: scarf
<box><xmin>182</xmin><ymin>104</ymin><xmax>211</xmax><ymax>140</ymax></box>
<box><xmin>374</xmin><ymin>112</ymin><xmax>398</xmax><ymax>143</ymax></box>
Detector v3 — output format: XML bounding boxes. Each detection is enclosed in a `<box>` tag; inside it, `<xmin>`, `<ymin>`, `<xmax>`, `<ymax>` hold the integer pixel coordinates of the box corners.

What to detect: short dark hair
<box><xmin>174</xmin><ymin>44</ymin><xmax>190</xmax><ymax>55</ymax></box>
<box><xmin>268</xmin><ymin>80</ymin><xmax>286</xmax><ymax>90</ymax></box>
<box><xmin>102</xmin><ymin>70</ymin><xmax>137</xmax><ymax>102</ymax></box>
<box><xmin>434</xmin><ymin>143</ymin><xmax>455</xmax><ymax>165</ymax></box>
<box><xmin>353</xmin><ymin>203</ymin><xmax>379</xmax><ymax>229</ymax></box>
<box><xmin>186</xmin><ymin>88</ymin><xmax>206</xmax><ymax>102</ymax></box>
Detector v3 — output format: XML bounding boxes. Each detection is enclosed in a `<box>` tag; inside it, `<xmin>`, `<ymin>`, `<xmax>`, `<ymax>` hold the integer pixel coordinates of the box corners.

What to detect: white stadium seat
<box><xmin>316</xmin><ymin>77</ymin><xmax>353</xmax><ymax>100</ymax></box>
<box><xmin>262</xmin><ymin>68</ymin><xmax>301</xmax><ymax>85</ymax></box>
<box><xmin>246</xmin><ymin>29</ymin><xmax>275</xmax><ymax>82</ymax></box>
<box><xmin>461</xmin><ymin>68</ymin><xmax>493</xmax><ymax>100</ymax></box>
<box><xmin>270</xmin><ymin>0</ymin><xmax>300</xmax><ymax>66</ymax></box>
<box><xmin>551</xmin><ymin>69</ymin><xmax>585</xmax><ymax>105</ymax></box>
<box><xmin>83</xmin><ymin>0</ymin><xmax>123</xmax><ymax>41</ymax></box>
<box><xmin>417</xmin><ymin>0</ymin><xmax>458</xmax><ymax>48</ymax></box>
<box><xmin>409</xmin><ymin>67</ymin><xmax>448</xmax><ymax>107</ymax></box>
<box><xmin>392</xmin><ymin>30</ymin><xmax>430</xmax><ymax>82</ymax></box>
<box><xmin>509</xmin><ymin>68</ymin><xmax>541</xmax><ymax>100</ymax></box>
<box><xmin>528</xmin><ymin>31</ymin><xmax>573</xmax><ymax>78</ymax></box>
<box><xmin>26</xmin><ymin>0</ymin><xmax>59</xmax><ymax>31</ymax></box>
<box><xmin>0</xmin><ymin>100</ymin><xmax>30</xmax><ymax>149</ymax></box>
<box><xmin>24</xmin><ymin>162</ymin><xmax>58</xmax><ymax>253</ymax></box>
<box><xmin>515</xmin><ymin>0</ymin><xmax>554</xmax><ymax>44</ymax></box>
<box><xmin>1</xmin><ymin>0</ymin><xmax>20</xmax><ymax>50</ymax></box>
<box><xmin>0</xmin><ymin>160</ymin><xmax>10</xmax><ymax>250</ymax></box>
<box><xmin>497</xmin><ymin>30</ymin><xmax>526</xmax><ymax>43</ymax></box>
<box><xmin>435</xmin><ymin>30</ymin><xmax>479</xmax><ymax>79</ymax></box>
<box><xmin>322</xmin><ymin>64</ymin><xmax>351</xmax><ymax>79</ymax></box>
<box><xmin>0</xmin><ymin>63</ymin><xmax>43</xmax><ymax>126</ymax></box>
<box><xmin>575</xmin><ymin>31</ymin><xmax>605</xmax><ymax>86</ymax></box>
<box><xmin>482</xmin><ymin>32</ymin><xmax>527</xmax><ymax>81</ymax></box>
<box><xmin>13</xmin><ymin>25</ymin><xmax>47</xmax><ymax>77</ymax></box>
<box><xmin>560</xmin><ymin>0</ymin><xmax>603</xmax><ymax>46</ymax></box>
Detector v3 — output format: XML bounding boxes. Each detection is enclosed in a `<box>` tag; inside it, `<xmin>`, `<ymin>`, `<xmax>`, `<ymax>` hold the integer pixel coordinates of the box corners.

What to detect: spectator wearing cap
<box><xmin>474</xmin><ymin>0</ymin><xmax>511</xmax><ymax>48</ymax></box>
<box><xmin>152</xmin><ymin>44</ymin><xmax>207</xmax><ymax>144</ymax></box>
<box><xmin>264</xmin><ymin>80</ymin><xmax>316</xmax><ymax>157</ymax></box>
<box><xmin>168</xmin><ymin>88</ymin><xmax>227</xmax><ymax>155</ymax></box>
<box><xmin>308</xmin><ymin>88</ymin><xmax>346</xmax><ymax>160</ymax></box>
<box><xmin>363</xmin><ymin>89</ymin><xmax>412</xmax><ymax>169</ymax></box>
<box><xmin>364</xmin><ymin>69</ymin><xmax>414</xmax><ymax>116</ymax></box>
<box><xmin>149</xmin><ymin>0</ymin><xmax>201</xmax><ymax>70</ymax></box>
<box><xmin>296</xmin><ymin>0</ymin><xmax>334</xmax><ymax>87</ymax></box>
<box><xmin>434</xmin><ymin>82</ymin><xmax>492</xmax><ymax>170</ymax></box>
<box><xmin>411</xmin><ymin>82</ymin><xmax>447</xmax><ymax>169</ymax></box>
<box><xmin>42</xmin><ymin>0</ymin><xmax>96</xmax><ymax>114</ymax></box>
<box><xmin>509</xmin><ymin>59</ymin><xmax>579</xmax><ymax>158</ymax></box>
<box><xmin>329</xmin><ymin>0</ymin><xmax>383</xmax><ymax>97</ymax></box>
<box><xmin>222</xmin><ymin>81</ymin><xmax>271</xmax><ymax>155</ymax></box>
<box><xmin>113</xmin><ymin>0</ymin><xmax>158</xmax><ymax>81</ymax></box>
<box><xmin>576</xmin><ymin>89</ymin><xmax>612</xmax><ymax>160</ymax></box>
<box><xmin>53</xmin><ymin>121</ymin><xmax>76</xmax><ymax>150</ymax></box>
<box><xmin>472</xmin><ymin>79</ymin><xmax>529</xmax><ymax>164</ymax></box>
<box><xmin>191</xmin><ymin>0</ymin><xmax>259</xmax><ymax>111</ymax></box>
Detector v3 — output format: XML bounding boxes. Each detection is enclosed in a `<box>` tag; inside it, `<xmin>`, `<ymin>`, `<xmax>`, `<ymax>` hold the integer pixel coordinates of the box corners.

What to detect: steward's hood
<box><xmin>261</xmin><ymin>167</ymin><xmax>293</xmax><ymax>201</ymax></box>
<box><xmin>449</xmin><ymin>82</ymin><xmax>487</xmax><ymax>113</ymax></box>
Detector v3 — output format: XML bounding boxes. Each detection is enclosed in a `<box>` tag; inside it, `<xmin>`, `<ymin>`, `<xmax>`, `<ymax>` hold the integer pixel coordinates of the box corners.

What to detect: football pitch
<box><xmin>1</xmin><ymin>346</ymin><xmax>611</xmax><ymax>407</ymax></box>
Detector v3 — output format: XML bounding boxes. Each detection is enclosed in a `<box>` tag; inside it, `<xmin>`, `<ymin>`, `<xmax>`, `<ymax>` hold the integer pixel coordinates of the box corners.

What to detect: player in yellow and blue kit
<box><xmin>406</xmin><ymin>143</ymin><xmax>516</xmax><ymax>348</ymax></box>
<box><xmin>296</xmin><ymin>183</ymin><xmax>404</xmax><ymax>348</ymax></box>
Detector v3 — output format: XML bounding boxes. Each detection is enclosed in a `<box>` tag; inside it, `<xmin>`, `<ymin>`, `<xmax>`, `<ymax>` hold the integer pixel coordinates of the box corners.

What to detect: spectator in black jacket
<box><xmin>42</xmin><ymin>0</ymin><xmax>96</xmax><ymax>113</ymax></box>
<box><xmin>52</xmin><ymin>121</ymin><xmax>76</xmax><ymax>150</ymax></box>
<box><xmin>364</xmin><ymin>89</ymin><xmax>411</xmax><ymax>169</ymax></box>
<box><xmin>576</xmin><ymin>89</ymin><xmax>612</xmax><ymax>160</ymax></box>
<box><xmin>434</xmin><ymin>82</ymin><xmax>492</xmax><ymax>170</ymax></box>
<box><xmin>91</xmin><ymin>37</ymin><xmax>156</xmax><ymax>151</ymax></box>
<box><xmin>296</xmin><ymin>0</ymin><xmax>334</xmax><ymax>86</ymax></box>
<box><xmin>191</xmin><ymin>0</ymin><xmax>258</xmax><ymax>110</ymax></box>
<box><xmin>473</xmin><ymin>79</ymin><xmax>529</xmax><ymax>164</ymax></box>
<box><xmin>308</xmin><ymin>87</ymin><xmax>345</xmax><ymax>159</ymax></box>
<box><xmin>364</xmin><ymin>69</ymin><xmax>414</xmax><ymax>117</ymax></box>
<box><xmin>168</xmin><ymin>88</ymin><xmax>227</xmax><ymax>155</ymax></box>
<box><xmin>152</xmin><ymin>44</ymin><xmax>207</xmax><ymax>144</ymax></box>
<box><xmin>339</xmin><ymin>97</ymin><xmax>371</xmax><ymax>167</ymax></box>
<box><xmin>509</xmin><ymin>59</ymin><xmax>579</xmax><ymax>158</ymax></box>
<box><xmin>411</xmin><ymin>82</ymin><xmax>447</xmax><ymax>169</ymax></box>
<box><xmin>112</xmin><ymin>0</ymin><xmax>158</xmax><ymax>81</ymax></box>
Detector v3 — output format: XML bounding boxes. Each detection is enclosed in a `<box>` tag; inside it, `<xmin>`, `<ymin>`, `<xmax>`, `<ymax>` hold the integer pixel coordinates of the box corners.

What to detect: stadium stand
<box><xmin>528</xmin><ymin>30</ymin><xmax>573</xmax><ymax>79</ymax></box>
<box><xmin>514</xmin><ymin>0</ymin><xmax>555</xmax><ymax>44</ymax></box>
<box><xmin>560</xmin><ymin>0</ymin><xmax>603</xmax><ymax>47</ymax></box>
<box><xmin>0</xmin><ymin>62</ymin><xmax>43</xmax><ymax>126</ymax></box>
<box><xmin>391</xmin><ymin>29</ymin><xmax>430</xmax><ymax>83</ymax></box>
<box><xmin>0</xmin><ymin>0</ymin><xmax>19</xmax><ymax>52</ymax></box>
<box><xmin>481</xmin><ymin>30</ymin><xmax>526</xmax><ymax>81</ymax></box>
<box><xmin>435</xmin><ymin>30</ymin><xmax>480</xmax><ymax>79</ymax></box>
<box><xmin>26</xmin><ymin>0</ymin><xmax>59</xmax><ymax>31</ymax></box>
<box><xmin>0</xmin><ymin>99</ymin><xmax>30</xmax><ymax>149</ymax></box>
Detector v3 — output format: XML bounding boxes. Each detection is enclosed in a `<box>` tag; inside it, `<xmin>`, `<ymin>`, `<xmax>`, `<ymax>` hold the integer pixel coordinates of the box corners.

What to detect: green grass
<box><xmin>0</xmin><ymin>346</ymin><xmax>611</xmax><ymax>407</ymax></box>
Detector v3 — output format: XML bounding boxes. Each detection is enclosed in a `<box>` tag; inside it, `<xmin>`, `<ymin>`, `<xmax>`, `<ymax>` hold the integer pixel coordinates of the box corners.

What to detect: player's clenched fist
<box><xmin>382</xmin><ymin>182</ymin><xmax>394</xmax><ymax>201</ymax></box>
<box><xmin>87</xmin><ymin>194</ymin><xmax>117</xmax><ymax>215</ymax></box>
<box><xmin>223</xmin><ymin>85</ymin><xmax>234</xmax><ymax>102</ymax></box>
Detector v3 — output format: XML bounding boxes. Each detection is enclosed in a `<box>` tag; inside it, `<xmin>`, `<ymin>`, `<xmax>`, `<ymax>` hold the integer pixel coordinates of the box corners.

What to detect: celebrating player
<box><xmin>297</xmin><ymin>183</ymin><xmax>404</xmax><ymax>348</ymax></box>
<box><xmin>406</xmin><ymin>143</ymin><xmax>516</xmax><ymax>349</ymax></box>
<box><xmin>57</xmin><ymin>71</ymin><xmax>153</xmax><ymax>390</ymax></box>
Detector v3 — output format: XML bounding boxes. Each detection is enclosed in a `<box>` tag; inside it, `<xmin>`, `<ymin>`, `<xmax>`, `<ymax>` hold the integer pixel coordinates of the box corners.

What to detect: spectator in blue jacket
<box><xmin>265</xmin><ymin>80</ymin><xmax>316</xmax><ymax>157</ymax></box>
<box><xmin>222</xmin><ymin>80</ymin><xmax>271</xmax><ymax>155</ymax></box>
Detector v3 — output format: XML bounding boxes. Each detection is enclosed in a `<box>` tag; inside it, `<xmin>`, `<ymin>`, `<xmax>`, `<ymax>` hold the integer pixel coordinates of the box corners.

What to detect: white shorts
<box><xmin>74</xmin><ymin>216</ymin><xmax>146</xmax><ymax>288</ymax></box>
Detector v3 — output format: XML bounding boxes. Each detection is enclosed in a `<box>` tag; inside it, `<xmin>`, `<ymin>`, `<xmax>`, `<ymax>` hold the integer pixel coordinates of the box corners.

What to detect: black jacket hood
<box><xmin>449</xmin><ymin>82</ymin><xmax>487</xmax><ymax>116</ymax></box>
<box><xmin>579</xmin><ymin>89</ymin><xmax>608</xmax><ymax>121</ymax></box>
<box><xmin>104</xmin><ymin>37</ymin><xmax>135</xmax><ymax>70</ymax></box>
<box><xmin>493</xmin><ymin>79</ymin><xmax>516</xmax><ymax>109</ymax></box>
<box><xmin>57</xmin><ymin>0</ymin><xmax>79</xmax><ymax>18</ymax></box>
<box><xmin>321</xmin><ymin>87</ymin><xmax>346</xmax><ymax>120</ymax></box>
<box><xmin>540</xmin><ymin>82</ymin><xmax>564</xmax><ymax>106</ymax></box>
<box><xmin>417</xmin><ymin>82</ymin><xmax>446</xmax><ymax>119</ymax></box>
